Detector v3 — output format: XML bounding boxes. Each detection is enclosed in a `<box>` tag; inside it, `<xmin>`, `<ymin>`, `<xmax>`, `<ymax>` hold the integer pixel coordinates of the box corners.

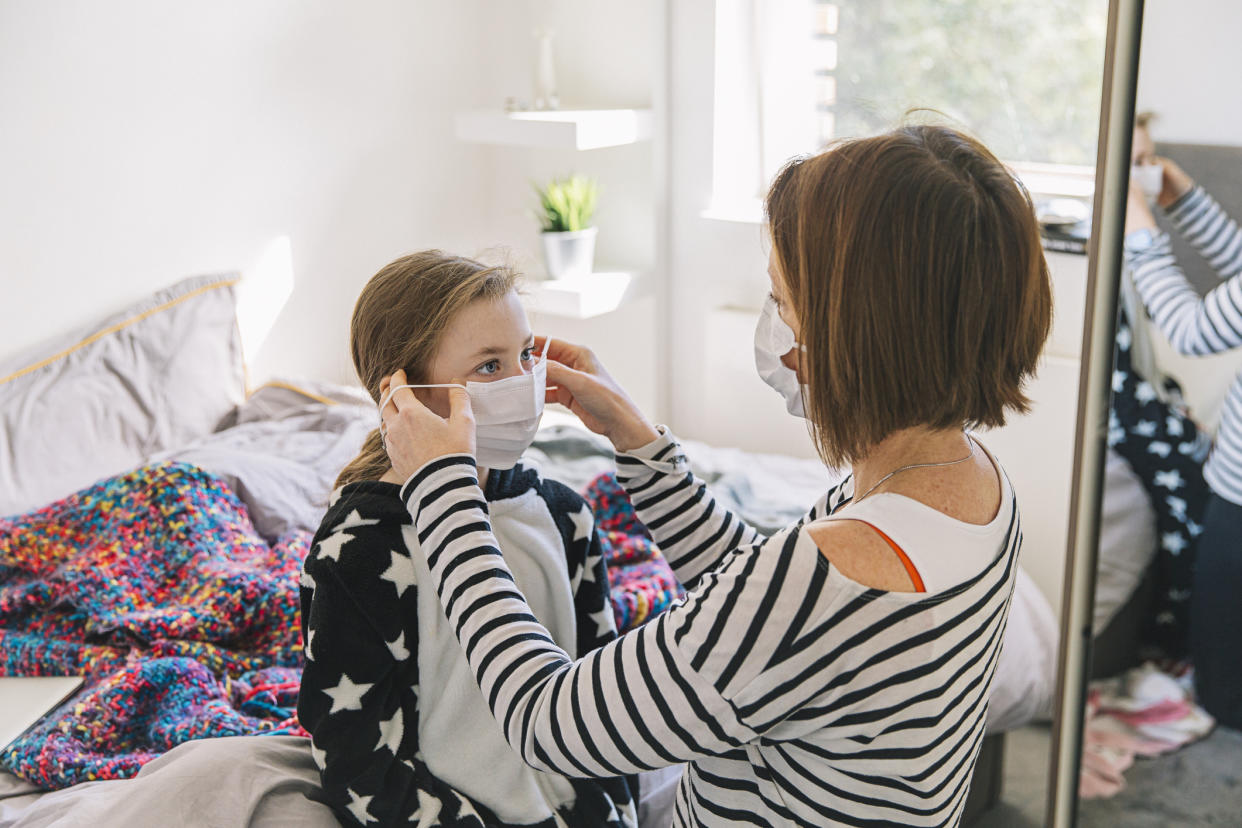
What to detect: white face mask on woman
<box><xmin>754</xmin><ymin>296</ymin><xmax>807</xmax><ymax>418</ymax></box>
<box><xmin>1131</xmin><ymin>162</ymin><xmax>1163</xmax><ymax>204</ymax></box>
<box><xmin>380</xmin><ymin>341</ymin><xmax>549</xmax><ymax>470</ymax></box>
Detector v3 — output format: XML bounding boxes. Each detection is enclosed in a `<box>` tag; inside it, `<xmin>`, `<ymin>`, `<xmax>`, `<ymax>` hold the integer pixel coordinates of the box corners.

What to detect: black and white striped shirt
<box><xmin>401</xmin><ymin>429</ymin><xmax>1021</xmax><ymax>827</ymax></box>
<box><xmin>1127</xmin><ymin>185</ymin><xmax>1242</xmax><ymax>505</ymax></box>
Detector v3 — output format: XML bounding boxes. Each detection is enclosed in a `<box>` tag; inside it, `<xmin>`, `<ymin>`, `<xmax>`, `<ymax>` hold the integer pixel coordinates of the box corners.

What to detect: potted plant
<box><xmin>536</xmin><ymin>175</ymin><xmax>598</xmax><ymax>279</ymax></box>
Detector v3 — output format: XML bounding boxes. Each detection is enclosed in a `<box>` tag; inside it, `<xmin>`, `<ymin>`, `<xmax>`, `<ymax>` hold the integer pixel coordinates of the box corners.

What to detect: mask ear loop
<box><xmin>537</xmin><ymin>336</ymin><xmax>558</xmax><ymax>393</ymax></box>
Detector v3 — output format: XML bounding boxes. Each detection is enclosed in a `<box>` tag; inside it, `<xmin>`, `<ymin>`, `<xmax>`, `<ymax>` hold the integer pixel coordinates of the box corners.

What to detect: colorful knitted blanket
<box><xmin>0</xmin><ymin>464</ymin><xmax>681</xmax><ymax>789</ymax></box>
<box><xmin>584</xmin><ymin>472</ymin><xmax>685</xmax><ymax>633</ymax></box>
<box><xmin>0</xmin><ymin>462</ymin><xmax>307</xmax><ymax>788</ymax></box>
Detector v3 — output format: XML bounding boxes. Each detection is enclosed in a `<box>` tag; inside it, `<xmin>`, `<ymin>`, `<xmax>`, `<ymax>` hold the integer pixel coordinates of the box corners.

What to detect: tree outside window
<box><xmin>817</xmin><ymin>0</ymin><xmax>1108</xmax><ymax>166</ymax></box>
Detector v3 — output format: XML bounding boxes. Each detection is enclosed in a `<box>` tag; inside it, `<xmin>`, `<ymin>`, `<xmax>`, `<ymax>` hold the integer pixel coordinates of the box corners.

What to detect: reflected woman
<box><xmin>1124</xmin><ymin>119</ymin><xmax>1242</xmax><ymax>729</ymax></box>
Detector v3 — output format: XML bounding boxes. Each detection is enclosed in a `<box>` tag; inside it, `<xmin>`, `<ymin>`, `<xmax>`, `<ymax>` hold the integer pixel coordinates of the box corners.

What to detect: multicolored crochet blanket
<box><xmin>0</xmin><ymin>464</ymin><xmax>681</xmax><ymax>790</ymax></box>
<box><xmin>0</xmin><ymin>462</ymin><xmax>307</xmax><ymax>788</ymax></box>
<box><xmin>585</xmin><ymin>472</ymin><xmax>685</xmax><ymax>633</ymax></box>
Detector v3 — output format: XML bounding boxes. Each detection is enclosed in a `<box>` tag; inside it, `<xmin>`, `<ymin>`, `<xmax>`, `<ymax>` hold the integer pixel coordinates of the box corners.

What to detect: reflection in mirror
<box><xmin>1076</xmin><ymin>1</ymin><xmax>1242</xmax><ymax>823</ymax></box>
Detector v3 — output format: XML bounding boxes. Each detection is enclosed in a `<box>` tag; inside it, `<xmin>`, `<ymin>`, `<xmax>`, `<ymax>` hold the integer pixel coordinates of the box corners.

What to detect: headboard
<box><xmin>1153</xmin><ymin>142</ymin><xmax>1242</xmax><ymax>293</ymax></box>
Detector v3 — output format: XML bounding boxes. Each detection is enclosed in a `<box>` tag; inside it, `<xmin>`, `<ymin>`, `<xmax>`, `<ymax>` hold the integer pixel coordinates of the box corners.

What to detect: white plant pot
<box><xmin>541</xmin><ymin>227</ymin><xmax>597</xmax><ymax>279</ymax></box>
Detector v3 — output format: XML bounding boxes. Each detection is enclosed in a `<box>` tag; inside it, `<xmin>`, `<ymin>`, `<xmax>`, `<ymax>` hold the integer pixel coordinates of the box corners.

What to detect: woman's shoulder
<box><xmin>797</xmin><ymin>519</ymin><xmax>921</xmax><ymax>592</ymax></box>
<box><xmin>801</xmin><ymin>497</ymin><xmax>1016</xmax><ymax>595</ymax></box>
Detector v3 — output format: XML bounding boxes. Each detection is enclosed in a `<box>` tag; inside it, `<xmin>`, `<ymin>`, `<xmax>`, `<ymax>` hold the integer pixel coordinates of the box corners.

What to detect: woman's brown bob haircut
<box><xmin>766</xmin><ymin>124</ymin><xmax>1052</xmax><ymax>468</ymax></box>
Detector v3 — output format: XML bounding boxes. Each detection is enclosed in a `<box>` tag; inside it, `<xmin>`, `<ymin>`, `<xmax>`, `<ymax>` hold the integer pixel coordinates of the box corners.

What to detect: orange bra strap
<box><xmin>853</xmin><ymin>520</ymin><xmax>926</xmax><ymax>593</ymax></box>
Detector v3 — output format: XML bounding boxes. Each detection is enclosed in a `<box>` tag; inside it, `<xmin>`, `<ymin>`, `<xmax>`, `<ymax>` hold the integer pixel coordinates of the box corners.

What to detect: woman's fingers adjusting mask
<box><xmin>536</xmin><ymin>336</ymin><xmax>658</xmax><ymax>452</ymax></box>
<box><xmin>380</xmin><ymin>369</ymin><xmax>476</xmax><ymax>481</ymax></box>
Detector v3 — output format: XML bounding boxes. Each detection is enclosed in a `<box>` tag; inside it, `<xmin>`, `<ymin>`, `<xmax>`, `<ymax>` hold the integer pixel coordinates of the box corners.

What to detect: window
<box><xmin>710</xmin><ymin>0</ymin><xmax>1109</xmax><ymax>217</ymax></box>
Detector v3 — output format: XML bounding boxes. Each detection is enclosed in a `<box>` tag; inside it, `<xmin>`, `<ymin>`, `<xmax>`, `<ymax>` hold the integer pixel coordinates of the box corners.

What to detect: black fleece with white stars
<box><xmin>297</xmin><ymin>464</ymin><xmax>635</xmax><ymax>827</ymax></box>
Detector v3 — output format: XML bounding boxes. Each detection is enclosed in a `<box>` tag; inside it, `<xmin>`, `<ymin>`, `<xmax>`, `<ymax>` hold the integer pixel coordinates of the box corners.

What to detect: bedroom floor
<box><xmin>975</xmin><ymin>723</ymin><xmax>1242</xmax><ymax>826</ymax></box>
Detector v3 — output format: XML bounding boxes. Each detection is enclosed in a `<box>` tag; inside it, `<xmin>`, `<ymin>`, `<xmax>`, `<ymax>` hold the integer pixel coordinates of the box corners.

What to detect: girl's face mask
<box><xmin>380</xmin><ymin>340</ymin><xmax>549</xmax><ymax>471</ymax></box>
<box><xmin>754</xmin><ymin>296</ymin><xmax>807</xmax><ymax>418</ymax></box>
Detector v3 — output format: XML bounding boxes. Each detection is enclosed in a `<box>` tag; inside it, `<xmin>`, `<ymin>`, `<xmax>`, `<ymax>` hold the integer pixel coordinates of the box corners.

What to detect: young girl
<box><xmin>297</xmin><ymin>251</ymin><xmax>636</xmax><ymax>826</ymax></box>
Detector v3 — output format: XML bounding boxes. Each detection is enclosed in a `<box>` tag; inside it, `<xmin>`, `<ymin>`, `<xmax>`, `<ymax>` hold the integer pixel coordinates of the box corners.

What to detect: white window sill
<box><xmin>701</xmin><ymin>196</ymin><xmax>764</xmax><ymax>224</ymax></box>
<box><xmin>702</xmin><ymin>164</ymin><xmax>1096</xmax><ymax>226</ymax></box>
<box><xmin>1010</xmin><ymin>162</ymin><xmax>1097</xmax><ymax>200</ymax></box>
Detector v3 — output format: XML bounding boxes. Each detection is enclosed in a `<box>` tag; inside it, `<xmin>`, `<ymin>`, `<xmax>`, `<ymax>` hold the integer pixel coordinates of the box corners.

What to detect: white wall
<box><xmin>0</xmin><ymin>1</ymin><xmax>666</xmax><ymax>418</ymax></box>
<box><xmin>0</xmin><ymin>0</ymin><xmax>501</xmax><ymax>386</ymax></box>
<box><xmin>471</xmin><ymin>1</ymin><xmax>659</xmax><ymax>279</ymax></box>
<box><xmin>667</xmin><ymin>0</ymin><xmax>795</xmax><ymax>449</ymax></box>
<box><xmin>1137</xmin><ymin>0</ymin><xmax>1242</xmax><ymax>145</ymax></box>
<box><xmin>468</xmin><ymin>0</ymin><xmax>665</xmax><ymax>417</ymax></box>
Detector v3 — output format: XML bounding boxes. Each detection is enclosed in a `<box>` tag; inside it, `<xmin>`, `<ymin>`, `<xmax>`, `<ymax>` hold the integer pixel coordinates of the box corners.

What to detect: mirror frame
<box><xmin>1047</xmin><ymin>0</ymin><xmax>1146</xmax><ymax>824</ymax></box>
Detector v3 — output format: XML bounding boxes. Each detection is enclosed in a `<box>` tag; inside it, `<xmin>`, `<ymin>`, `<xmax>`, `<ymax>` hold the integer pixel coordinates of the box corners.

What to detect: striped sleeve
<box><xmin>399</xmin><ymin>455</ymin><xmax>821</xmax><ymax>778</ymax></box>
<box><xmin>614</xmin><ymin>426</ymin><xmax>837</xmax><ymax>589</ymax></box>
<box><xmin>1127</xmin><ymin>187</ymin><xmax>1242</xmax><ymax>355</ymax></box>
<box><xmin>1168</xmin><ymin>185</ymin><xmax>1242</xmax><ymax>281</ymax></box>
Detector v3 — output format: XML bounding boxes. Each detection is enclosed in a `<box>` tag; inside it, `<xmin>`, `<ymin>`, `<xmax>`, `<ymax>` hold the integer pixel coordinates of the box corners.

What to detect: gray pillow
<box><xmin>0</xmin><ymin>274</ymin><xmax>244</xmax><ymax>517</ymax></box>
<box><xmin>155</xmin><ymin>380</ymin><xmax>376</xmax><ymax>542</ymax></box>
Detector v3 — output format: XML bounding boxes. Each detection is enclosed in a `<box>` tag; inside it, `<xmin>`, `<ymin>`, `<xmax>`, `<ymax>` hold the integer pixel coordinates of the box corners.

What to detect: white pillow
<box><xmin>1093</xmin><ymin>448</ymin><xmax>1159</xmax><ymax>632</ymax></box>
<box><xmin>988</xmin><ymin>566</ymin><xmax>1060</xmax><ymax>732</ymax></box>
<box><xmin>0</xmin><ymin>274</ymin><xmax>244</xmax><ymax>516</ymax></box>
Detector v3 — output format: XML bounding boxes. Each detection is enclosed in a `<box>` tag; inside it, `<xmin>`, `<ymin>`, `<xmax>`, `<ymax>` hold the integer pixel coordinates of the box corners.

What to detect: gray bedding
<box><xmin>151</xmin><ymin>380</ymin><xmax>376</xmax><ymax>542</ymax></box>
<box><xmin>0</xmin><ymin>736</ymin><xmax>334</xmax><ymax>828</ymax></box>
<box><xmin>0</xmin><ymin>736</ymin><xmax>681</xmax><ymax>828</ymax></box>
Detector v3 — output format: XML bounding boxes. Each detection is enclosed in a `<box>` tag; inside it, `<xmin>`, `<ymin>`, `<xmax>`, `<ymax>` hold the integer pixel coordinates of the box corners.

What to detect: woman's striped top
<box><xmin>400</xmin><ymin>428</ymin><xmax>1021</xmax><ymax>827</ymax></box>
<box><xmin>1126</xmin><ymin>185</ymin><xmax>1242</xmax><ymax>505</ymax></box>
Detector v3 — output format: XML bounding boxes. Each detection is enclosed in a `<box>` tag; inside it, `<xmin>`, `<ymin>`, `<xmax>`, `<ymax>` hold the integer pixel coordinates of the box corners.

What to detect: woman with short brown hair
<box><xmin>379</xmin><ymin>124</ymin><xmax>1052</xmax><ymax>826</ymax></box>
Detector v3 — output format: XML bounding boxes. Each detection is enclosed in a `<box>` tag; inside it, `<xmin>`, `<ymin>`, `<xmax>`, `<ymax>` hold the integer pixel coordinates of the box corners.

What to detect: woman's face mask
<box><xmin>754</xmin><ymin>296</ymin><xmax>807</xmax><ymax>418</ymax></box>
<box><xmin>1131</xmin><ymin>162</ymin><xmax>1163</xmax><ymax>203</ymax></box>
<box><xmin>380</xmin><ymin>340</ymin><xmax>549</xmax><ymax>471</ymax></box>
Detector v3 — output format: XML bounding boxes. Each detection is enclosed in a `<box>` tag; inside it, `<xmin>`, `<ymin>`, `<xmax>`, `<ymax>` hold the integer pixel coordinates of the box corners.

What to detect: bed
<box><xmin>0</xmin><ymin>276</ymin><xmax>1061</xmax><ymax>826</ymax></box>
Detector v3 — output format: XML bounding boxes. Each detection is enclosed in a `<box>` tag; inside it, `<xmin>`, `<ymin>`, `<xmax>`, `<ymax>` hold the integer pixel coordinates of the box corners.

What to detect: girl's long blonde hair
<box><xmin>335</xmin><ymin>250</ymin><xmax>518</xmax><ymax>488</ymax></box>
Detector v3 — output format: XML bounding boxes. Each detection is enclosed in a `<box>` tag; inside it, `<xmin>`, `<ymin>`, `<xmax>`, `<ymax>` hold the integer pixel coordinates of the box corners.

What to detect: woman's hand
<box><xmin>536</xmin><ymin>337</ymin><xmax>659</xmax><ymax>452</ymax></box>
<box><xmin>379</xmin><ymin>369</ymin><xmax>476</xmax><ymax>481</ymax></box>
<box><xmin>1154</xmin><ymin>156</ymin><xmax>1194</xmax><ymax>209</ymax></box>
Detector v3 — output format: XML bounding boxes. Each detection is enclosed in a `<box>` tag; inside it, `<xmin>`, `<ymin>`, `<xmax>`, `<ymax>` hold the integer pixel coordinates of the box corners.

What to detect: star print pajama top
<box><xmin>298</xmin><ymin>466</ymin><xmax>636</xmax><ymax>827</ymax></box>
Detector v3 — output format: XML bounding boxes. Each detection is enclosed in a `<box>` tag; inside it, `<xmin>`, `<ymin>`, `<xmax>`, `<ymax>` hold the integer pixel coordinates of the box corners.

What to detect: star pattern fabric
<box><xmin>297</xmin><ymin>473</ymin><xmax>634</xmax><ymax>827</ymax></box>
<box><xmin>1108</xmin><ymin>307</ymin><xmax>1212</xmax><ymax>658</ymax></box>
<box><xmin>315</xmin><ymin>509</ymin><xmax>380</xmax><ymax>562</ymax></box>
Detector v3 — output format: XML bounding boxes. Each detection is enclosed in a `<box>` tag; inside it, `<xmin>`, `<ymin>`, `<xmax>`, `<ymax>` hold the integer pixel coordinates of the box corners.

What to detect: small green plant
<box><xmin>535</xmin><ymin>175</ymin><xmax>598</xmax><ymax>232</ymax></box>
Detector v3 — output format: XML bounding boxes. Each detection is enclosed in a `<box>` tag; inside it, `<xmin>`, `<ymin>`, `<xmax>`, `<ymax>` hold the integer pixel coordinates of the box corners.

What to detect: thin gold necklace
<box><xmin>854</xmin><ymin>434</ymin><xmax>977</xmax><ymax>502</ymax></box>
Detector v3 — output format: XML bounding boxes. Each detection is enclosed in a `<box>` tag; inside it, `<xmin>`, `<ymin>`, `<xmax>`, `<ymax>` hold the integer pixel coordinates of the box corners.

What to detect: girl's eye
<box><xmin>520</xmin><ymin>347</ymin><xmax>534</xmax><ymax>362</ymax></box>
<box><xmin>768</xmin><ymin>291</ymin><xmax>781</xmax><ymax>307</ymax></box>
<box><xmin>476</xmin><ymin>360</ymin><xmax>500</xmax><ymax>376</ymax></box>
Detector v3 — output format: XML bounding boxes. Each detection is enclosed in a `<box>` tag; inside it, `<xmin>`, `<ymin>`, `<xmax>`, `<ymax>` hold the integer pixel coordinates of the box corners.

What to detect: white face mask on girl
<box><xmin>754</xmin><ymin>296</ymin><xmax>807</xmax><ymax>418</ymax></box>
<box><xmin>379</xmin><ymin>340</ymin><xmax>549</xmax><ymax>470</ymax></box>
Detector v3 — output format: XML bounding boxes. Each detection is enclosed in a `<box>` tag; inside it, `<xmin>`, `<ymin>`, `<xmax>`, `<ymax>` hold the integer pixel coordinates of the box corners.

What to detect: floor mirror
<box><xmin>1053</xmin><ymin>0</ymin><xmax>1242</xmax><ymax>824</ymax></box>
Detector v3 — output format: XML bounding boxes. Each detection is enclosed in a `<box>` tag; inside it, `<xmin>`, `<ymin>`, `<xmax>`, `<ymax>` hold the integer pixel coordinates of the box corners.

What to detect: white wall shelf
<box><xmin>454</xmin><ymin>109</ymin><xmax>654</xmax><ymax>151</ymax></box>
<box><xmin>522</xmin><ymin>271</ymin><xmax>634</xmax><ymax>319</ymax></box>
